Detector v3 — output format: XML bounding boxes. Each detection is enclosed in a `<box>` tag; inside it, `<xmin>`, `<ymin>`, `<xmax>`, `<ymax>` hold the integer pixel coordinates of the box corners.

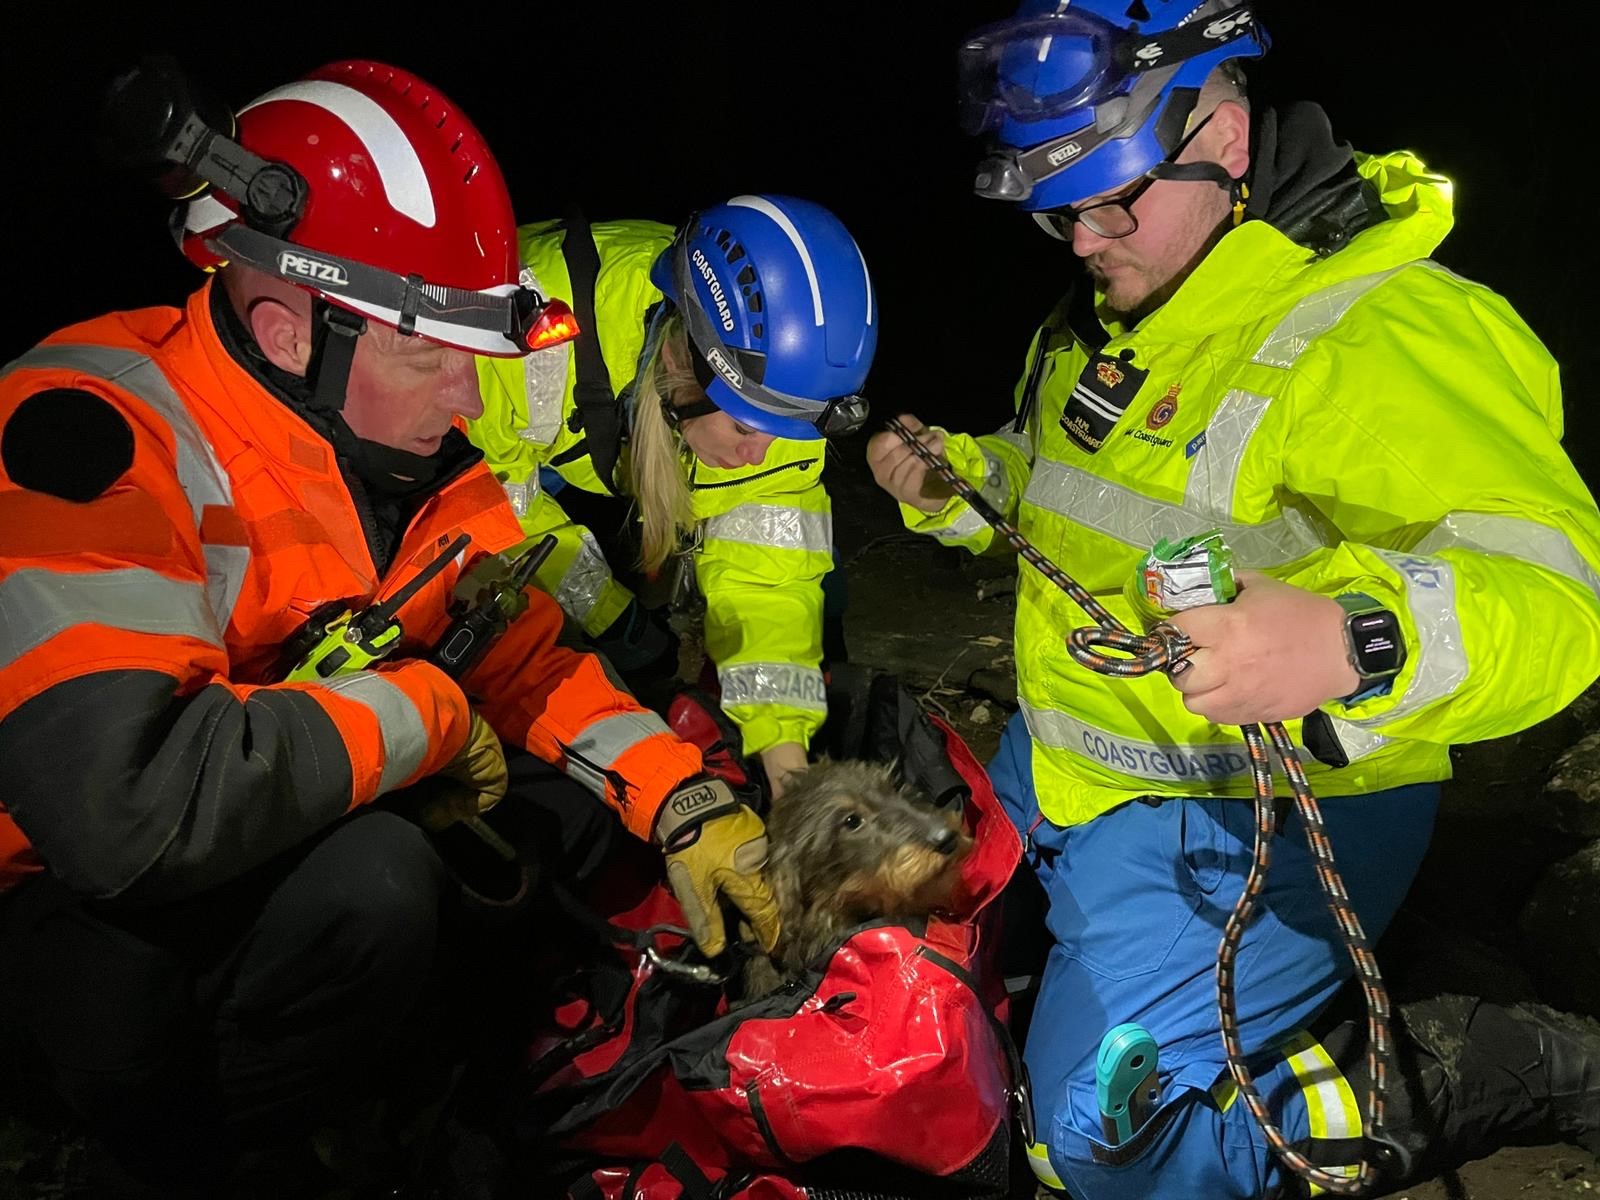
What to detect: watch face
<box><xmin>1349</xmin><ymin>611</ymin><xmax>1403</xmax><ymax>675</ymax></box>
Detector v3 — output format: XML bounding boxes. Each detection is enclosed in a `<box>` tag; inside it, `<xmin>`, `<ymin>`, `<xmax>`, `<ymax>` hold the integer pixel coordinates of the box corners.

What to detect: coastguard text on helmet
<box><xmin>691</xmin><ymin>248</ymin><xmax>737</xmax><ymax>333</ymax></box>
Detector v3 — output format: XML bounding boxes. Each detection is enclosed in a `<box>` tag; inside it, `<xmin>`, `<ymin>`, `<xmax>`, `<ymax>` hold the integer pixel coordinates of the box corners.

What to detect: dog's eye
<box><xmin>841</xmin><ymin>812</ymin><xmax>864</xmax><ymax>831</ymax></box>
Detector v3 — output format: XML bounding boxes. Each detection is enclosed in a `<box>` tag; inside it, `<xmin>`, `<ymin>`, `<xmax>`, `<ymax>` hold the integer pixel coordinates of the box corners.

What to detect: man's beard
<box><xmin>1089</xmin><ymin>214</ymin><xmax>1234</xmax><ymax>327</ymax></box>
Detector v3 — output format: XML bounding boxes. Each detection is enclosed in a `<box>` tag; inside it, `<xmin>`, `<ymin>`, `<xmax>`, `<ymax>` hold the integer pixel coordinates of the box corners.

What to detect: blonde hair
<box><xmin>628</xmin><ymin>311</ymin><xmax>701</xmax><ymax>574</ymax></box>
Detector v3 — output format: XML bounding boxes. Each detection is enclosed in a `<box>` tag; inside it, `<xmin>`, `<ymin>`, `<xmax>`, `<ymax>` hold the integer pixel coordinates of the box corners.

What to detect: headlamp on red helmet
<box><xmin>105</xmin><ymin>57</ymin><xmax>576</xmax><ymax>358</ymax></box>
<box><xmin>197</xmin><ymin>223</ymin><xmax>577</xmax><ymax>356</ymax></box>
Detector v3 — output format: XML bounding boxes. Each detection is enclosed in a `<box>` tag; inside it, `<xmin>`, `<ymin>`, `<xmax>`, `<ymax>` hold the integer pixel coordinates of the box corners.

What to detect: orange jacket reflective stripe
<box><xmin>0</xmin><ymin>282</ymin><xmax>698</xmax><ymax>897</ymax></box>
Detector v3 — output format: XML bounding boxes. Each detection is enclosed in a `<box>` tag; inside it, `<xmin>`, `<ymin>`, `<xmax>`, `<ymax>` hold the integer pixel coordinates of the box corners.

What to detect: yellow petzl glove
<box><xmin>417</xmin><ymin>711</ymin><xmax>509</xmax><ymax>832</ymax></box>
<box><xmin>655</xmin><ymin>778</ymin><xmax>781</xmax><ymax>958</ymax></box>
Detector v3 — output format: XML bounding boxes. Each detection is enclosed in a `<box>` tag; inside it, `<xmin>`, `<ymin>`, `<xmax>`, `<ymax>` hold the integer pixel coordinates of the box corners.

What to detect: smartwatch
<box><xmin>1334</xmin><ymin>591</ymin><xmax>1406</xmax><ymax>703</ymax></box>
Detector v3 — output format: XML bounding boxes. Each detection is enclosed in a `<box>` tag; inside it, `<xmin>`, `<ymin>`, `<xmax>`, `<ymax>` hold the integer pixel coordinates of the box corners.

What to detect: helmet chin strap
<box><xmin>305</xmin><ymin>299</ymin><xmax>366</xmax><ymax>415</ymax></box>
<box><xmin>1149</xmin><ymin>159</ymin><xmax>1249</xmax><ymax>223</ymax></box>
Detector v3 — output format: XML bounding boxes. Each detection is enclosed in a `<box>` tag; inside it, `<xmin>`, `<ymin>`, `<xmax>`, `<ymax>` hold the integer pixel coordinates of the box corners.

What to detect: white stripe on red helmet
<box><xmin>240</xmin><ymin>80</ymin><xmax>436</xmax><ymax>228</ymax></box>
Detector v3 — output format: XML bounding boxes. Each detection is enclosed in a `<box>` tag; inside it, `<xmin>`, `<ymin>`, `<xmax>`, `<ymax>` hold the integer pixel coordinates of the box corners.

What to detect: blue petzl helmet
<box><xmin>961</xmin><ymin>0</ymin><xmax>1268</xmax><ymax>212</ymax></box>
<box><xmin>650</xmin><ymin>195</ymin><xmax>877</xmax><ymax>441</ymax></box>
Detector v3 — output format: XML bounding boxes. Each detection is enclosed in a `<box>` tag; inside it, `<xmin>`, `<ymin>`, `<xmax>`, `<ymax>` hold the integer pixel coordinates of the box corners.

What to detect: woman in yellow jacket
<box><xmin>473</xmin><ymin>196</ymin><xmax>876</xmax><ymax>789</ymax></box>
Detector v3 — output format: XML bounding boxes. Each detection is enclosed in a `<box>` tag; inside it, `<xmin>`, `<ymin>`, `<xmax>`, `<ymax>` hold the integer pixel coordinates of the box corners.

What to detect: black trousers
<box><xmin>0</xmin><ymin>747</ymin><xmax>621</xmax><ymax>1190</ymax></box>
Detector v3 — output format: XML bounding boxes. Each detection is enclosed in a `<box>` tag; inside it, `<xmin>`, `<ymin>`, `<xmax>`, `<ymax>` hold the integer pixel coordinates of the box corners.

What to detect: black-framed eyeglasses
<box><xmin>1033</xmin><ymin>113</ymin><xmax>1220</xmax><ymax>243</ymax></box>
<box><xmin>1035</xmin><ymin>173</ymin><xmax>1161</xmax><ymax>240</ymax></box>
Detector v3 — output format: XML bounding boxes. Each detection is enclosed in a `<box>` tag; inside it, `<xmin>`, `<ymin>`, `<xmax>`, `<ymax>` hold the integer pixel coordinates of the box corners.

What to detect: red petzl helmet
<box><xmin>179</xmin><ymin>60</ymin><xmax>573</xmax><ymax>357</ymax></box>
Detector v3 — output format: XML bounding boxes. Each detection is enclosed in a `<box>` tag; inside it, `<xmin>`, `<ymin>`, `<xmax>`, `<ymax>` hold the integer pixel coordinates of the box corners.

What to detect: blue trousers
<box><xmin>990</xmin><ymin>713</ymin><xmax>1438</xmax><ymax>1198</ymax></box>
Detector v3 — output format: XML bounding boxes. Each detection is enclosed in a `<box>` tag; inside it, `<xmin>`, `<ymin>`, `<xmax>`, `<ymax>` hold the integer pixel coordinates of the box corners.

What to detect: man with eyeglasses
<box><xmin>869</xmin><ymin>2</ymin><xmax>1600</xmax><ymax>1196</ymax></box>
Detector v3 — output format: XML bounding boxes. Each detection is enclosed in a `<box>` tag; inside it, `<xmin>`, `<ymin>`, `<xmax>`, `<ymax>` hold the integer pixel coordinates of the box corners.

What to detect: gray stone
<box><xmin>1540</xmin><ymin>731</ymin><xmax>1600</xmax><ymax>841</ymax></box>
<box><xmin>965</xmin><ymin>665</ymin><xmax>1018</xmax><ymax>709</ymax></box>
<box><xmin>1519</xmin><ymin>841</ymin><xmax>1600</xmax><ymax>1017</ymax></box>
<box><xmin>1443</xmin><ymin>706</ymin><xmax>1583</xmax><ymax>827</ymax></box>
<box><xmin>1570</xmin><ymin>680</ymin><xmax>1600</xmax><ymax>736</ymax></box>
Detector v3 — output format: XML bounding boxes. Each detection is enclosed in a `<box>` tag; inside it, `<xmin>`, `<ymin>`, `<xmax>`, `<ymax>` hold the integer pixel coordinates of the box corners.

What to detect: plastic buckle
<box><xmin>1014</xmin><ymin>1057</ymin><xmax>1037</xmax><ymax>1147</ymax></box>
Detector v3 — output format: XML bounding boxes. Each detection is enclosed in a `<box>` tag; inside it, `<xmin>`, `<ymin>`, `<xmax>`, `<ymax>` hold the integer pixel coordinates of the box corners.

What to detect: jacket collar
<box><xmin>1097</xmin><ymin>148</ymin><xmax>1455</xmax><ymax>345</ymax></box>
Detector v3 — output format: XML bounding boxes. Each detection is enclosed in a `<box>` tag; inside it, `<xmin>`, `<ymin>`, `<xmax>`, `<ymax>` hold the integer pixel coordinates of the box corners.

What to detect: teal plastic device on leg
<box><xmin>1096</xmin><ymin>1023</ymin><xmax>1161</xmax><ymax>1145</ymax></box>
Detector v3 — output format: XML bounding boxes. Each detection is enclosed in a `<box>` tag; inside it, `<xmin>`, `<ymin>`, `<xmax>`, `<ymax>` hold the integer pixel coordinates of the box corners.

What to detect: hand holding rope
<box><xmin>884</xmin><ymin>416</ymin><xmax>1398</xmax><ymax>1194</ymax></box>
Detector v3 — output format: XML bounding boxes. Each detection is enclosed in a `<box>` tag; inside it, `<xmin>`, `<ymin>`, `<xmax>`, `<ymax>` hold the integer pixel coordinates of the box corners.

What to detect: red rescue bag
<box><xmin>517</xmin><ymin>679</ymin><xmax>1027</xmax><ymax>1199</ymax></box>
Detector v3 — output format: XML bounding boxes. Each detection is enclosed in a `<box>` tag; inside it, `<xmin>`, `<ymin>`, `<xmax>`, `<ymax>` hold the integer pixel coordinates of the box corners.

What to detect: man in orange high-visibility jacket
<box><xmin>0</xmin><ymin>60</ymin><xmax>777</xmax><ymax>1195</ymax></box>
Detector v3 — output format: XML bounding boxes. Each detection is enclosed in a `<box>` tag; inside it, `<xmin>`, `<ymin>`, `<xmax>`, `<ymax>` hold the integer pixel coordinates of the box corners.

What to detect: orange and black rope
<box><xmin>886</xmin><ymin>417</ymin><xmax>1394</xmax><ymax>1194</ymax></box>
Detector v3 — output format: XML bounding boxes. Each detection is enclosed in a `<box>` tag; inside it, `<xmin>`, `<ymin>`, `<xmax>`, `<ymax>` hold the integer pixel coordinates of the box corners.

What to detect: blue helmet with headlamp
<box><xmin>961</xmin><ymin>0</ymin><xmax>1268</xmax><ymax>216</ymax></box>
<box><xmin>649</xmin><ymin>194</ymin><xmax>876</xmax><ymax>442</ymax></box>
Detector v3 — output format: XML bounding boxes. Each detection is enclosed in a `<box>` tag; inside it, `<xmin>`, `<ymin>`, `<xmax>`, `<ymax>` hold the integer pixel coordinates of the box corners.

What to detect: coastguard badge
<box><xmin>1060</xmin><ymin>351</ymin><xmax>1148</xmax><ymax>454</ymax></box>
<box><xmin>1146</xmin><ymin>384</ymin><xmax>1181</xmax><ymax>430</ymax></box>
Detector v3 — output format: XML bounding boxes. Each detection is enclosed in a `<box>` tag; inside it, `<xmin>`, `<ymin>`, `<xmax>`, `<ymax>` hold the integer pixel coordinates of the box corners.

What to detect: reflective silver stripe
<box><xmin>1018</xmin><ymin>265</ymin><xmax>1448</xmax><ymax>565</ymax></box>
<box><xmin>517</xmin><ymin>341</ymin><xmax>569</xmax><ymax>445</ymax></box>
<box><xmin>1021</xmin><ymin>698</ymin><xmax>1387</xmax><ymax>781</ymax></box>
<box><xmin>321</xmin><ymin>672</ymin><xmax>429</xmax><ymax>795</ymax></box>
<box><xmin>719</xmin><ymin>661</ymin><xmax>829</xmax><ymax>712</ymax></box>
<box><xmin>515</xmin><ymin>261</ymin><xmax>568</xmax><ymax>446</ymax></box>
<box><xmin>703</xmin><ymin>503</ymin><xmax>832</xmax><ymax>553</ymax></box>
<box><xmin>1338</xmin><ymin>549</ymin><xmax>1468</xmax><ymax>728</ymax></box>
<box><xmin>1022</xmin><ymin>699</ymin><xmax>1258</xmax><ymax>783</ymax></box>
<box><xmin>562</xmin><ymin>754</ymin><xmax>611</xmax><ymax>798</ymax></box>
<box><xmin>2</xmin><ymin>345</ymin><xmax>250</xmax><ymax>628</ymax></box>
<box><xmin>1251</xmin><ymin>264</ymin><xmax>1421</xmax><ymax>368</ymax></box>
<box><xmin>980</xmin><ymin>427</ymin><xmax>1032</xmax><ymax>516</ymax></box>
<box><xmin>1183</xmin><ymin>388</ymin><xmax>1272</xmax><ymax>520</ymax></box>
<box><xmin>1022</xmin><ymin>269</ymin><xmax>1433</xmax><ymax>557</ymax></box>
<box><xmin>568</xmin><ymin>710</ymin><xmax>672</xmax><ymax>768</ymax></box>
<box><xmin>207</xmin><ymin>544</ymin><xmax>250</xmax><ymax>628</ymax></box>
<box><xmin>553</xmin><ymin>530</ymin><xmax>613</xmax><ymax>625</ymax></box>
<box><xmin>501</xmin><ymin>476</ymin><xmax>539</xmax><ymax>519</ymax></box>
<box><xmin>930</xmin><ymin>505</ymin><xmax>990</xmax><ymax>544</ymax></box>
<box><xmin>0</xmin><ymin>566</ymin><xmax>223</xmax><ymax>667</ymax></box>
<box><xmin>1280</xmin><ymin>1030</ymin><xmax>1362</xmax><ymax>1194</ymax></box>
<box><xmin>1319</xmin><ymin>716</ymin><xmax>1391</xmax><ymax>761</ymax></box>
<box><xmin>1415</xmin><ymin>511</ymin><xmax>1600</xmax><ymax>603</ymax></box>
<box><xmin>1023</xmin><ymin>456</ymin><xmax>1327</xmax><ymax>567</ymax></box>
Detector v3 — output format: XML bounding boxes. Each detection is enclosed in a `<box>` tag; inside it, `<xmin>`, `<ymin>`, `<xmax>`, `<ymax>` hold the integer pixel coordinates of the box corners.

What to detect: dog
<box><xmin>740</xmin><ymin>757</ymin><xmax>974</xmax><ymax>999</ymax></box>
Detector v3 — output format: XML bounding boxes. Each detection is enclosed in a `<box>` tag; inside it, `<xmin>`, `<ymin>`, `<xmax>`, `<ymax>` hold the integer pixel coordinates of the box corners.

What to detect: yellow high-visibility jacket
<box><xmin>899</xmin><ymin>151</ymin><xmax>1600</xmax><ymax>827</ymax></box>
<box><xmin>473</xmin><ymin>220</ymin><xmax>833</xmax><ymax>755</ymax></box>
<box><xmin>473</xmin><ymin>218</ymin><xmax>671</xmax><ymax>638</ymax></box>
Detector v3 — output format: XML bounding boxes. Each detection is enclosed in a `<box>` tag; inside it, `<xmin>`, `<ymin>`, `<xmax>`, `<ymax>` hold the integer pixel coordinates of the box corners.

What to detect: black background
<box><xmin>3</xmin><ymin>4</ymin><xmax>1592</xmax><ymax>477</ymax></box>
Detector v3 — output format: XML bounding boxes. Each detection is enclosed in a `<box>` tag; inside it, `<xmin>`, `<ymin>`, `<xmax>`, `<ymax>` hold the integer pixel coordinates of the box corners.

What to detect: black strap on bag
<box><xmin>558</xmin><ymin>205</ymin><xmax>624</xmax><ymax>495</ymax></box>
<box><xmin>659</xmin><ymin>1143</ymin><xmax>722</xmax><ymax>1199</ymax></box>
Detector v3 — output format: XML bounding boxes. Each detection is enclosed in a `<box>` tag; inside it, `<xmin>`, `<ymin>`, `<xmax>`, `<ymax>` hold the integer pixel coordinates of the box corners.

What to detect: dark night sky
<box><xmin>3</xmin><ymin>4</ymin><xmax>1593</xmax><ymax>477</ymax></box>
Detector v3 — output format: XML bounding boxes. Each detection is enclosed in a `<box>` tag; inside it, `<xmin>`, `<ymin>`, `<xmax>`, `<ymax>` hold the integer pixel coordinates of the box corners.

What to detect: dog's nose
<box><xmin>933</xmin><ymin>828</ymin><xmax>959</xmax><ymax>855</ymax></box>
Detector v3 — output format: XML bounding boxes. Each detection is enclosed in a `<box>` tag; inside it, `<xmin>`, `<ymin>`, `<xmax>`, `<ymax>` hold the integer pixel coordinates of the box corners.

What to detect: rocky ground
<box><xmin>5</xmin><ymin>443</ymin><xmax>1600</xmax><ymax>1198</ymax></box>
